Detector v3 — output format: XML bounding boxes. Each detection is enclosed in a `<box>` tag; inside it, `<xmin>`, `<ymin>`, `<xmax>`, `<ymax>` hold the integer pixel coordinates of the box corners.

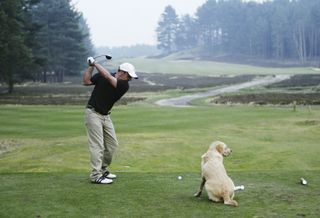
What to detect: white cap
<box><xmin>119</xmin><ymin>63</ymin><xmax>138</xmax><ymax>79</ymax></box>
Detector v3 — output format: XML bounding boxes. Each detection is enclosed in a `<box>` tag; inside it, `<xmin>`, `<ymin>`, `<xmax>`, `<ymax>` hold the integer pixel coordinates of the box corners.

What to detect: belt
<box><xmin>87</xmin><ymin>105</ymin><xmax>110</xmax><ymax>115</ymax></box>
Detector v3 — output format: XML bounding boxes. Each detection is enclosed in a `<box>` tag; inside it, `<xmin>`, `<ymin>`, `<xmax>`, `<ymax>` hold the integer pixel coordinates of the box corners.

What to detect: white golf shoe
<box><xmin>93</xmin><ymin>176</ymin><xmax>113</xmax><ymax>184</ymax></box>
<box><xmin>103</xmin><ymin>171</ymin><xmax>117</xmax><ymax>179</ymax></box>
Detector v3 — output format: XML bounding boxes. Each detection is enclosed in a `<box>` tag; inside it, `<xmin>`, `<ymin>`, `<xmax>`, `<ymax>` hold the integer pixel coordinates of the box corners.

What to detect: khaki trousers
<box><xmin>85</xmin><ymin>109</ymin><xmax>118</xmax><ymax>181</ymax></box>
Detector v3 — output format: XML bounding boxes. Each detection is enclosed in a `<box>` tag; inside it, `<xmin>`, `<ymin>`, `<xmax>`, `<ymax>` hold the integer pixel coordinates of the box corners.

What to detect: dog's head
<box><xmin>208</xmin><ymin>141</ymin><xmax>232</xmax><ymax>157</ymax></box>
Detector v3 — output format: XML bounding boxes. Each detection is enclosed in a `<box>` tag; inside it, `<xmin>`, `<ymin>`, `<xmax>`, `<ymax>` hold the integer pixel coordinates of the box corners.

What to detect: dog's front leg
<box><xmin>194</xmin><ymin>177</ymin><xmax>206</xmax><ymax>197</ymax></box>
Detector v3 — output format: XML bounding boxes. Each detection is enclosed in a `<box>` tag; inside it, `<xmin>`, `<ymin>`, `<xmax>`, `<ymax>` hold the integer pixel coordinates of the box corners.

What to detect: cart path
<box><xmin>155</xmin><ymin>75</ymin><xmax>291</xmax><ymax>107</ymax></box>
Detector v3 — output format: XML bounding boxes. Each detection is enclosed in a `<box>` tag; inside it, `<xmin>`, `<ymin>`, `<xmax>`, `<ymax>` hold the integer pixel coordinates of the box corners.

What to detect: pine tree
<box><xmin>156</xmin><ymin>5</ymin><xmax>179</xmax><ymax>54</ymax></box>
<box><xmin>32</xmin><ymin>0</ymin><xmax>88</xmax><ymax>82</ymax></box>
<box><xmin>0</xmin><ymin>0</ymin><xmax>39</xmax><ymax>93</ymax></box>
<box><xmin>175</xmin><ymin>15</ymin><xmax>197</xmax><ymax>51</ymax></box>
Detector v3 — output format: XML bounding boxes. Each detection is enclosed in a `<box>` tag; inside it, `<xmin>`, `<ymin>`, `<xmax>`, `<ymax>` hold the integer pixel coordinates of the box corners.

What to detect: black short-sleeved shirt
<box><xmin>87</xmin><ymin>73</ymin><xmax>129</xmax><ymax>115</ymax></box>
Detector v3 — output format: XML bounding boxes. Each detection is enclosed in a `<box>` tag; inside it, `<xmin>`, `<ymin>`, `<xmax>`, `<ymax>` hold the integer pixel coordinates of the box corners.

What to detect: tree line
<box><xmin>156</xmin><ymin>0</ymin><xmax>320</xmax><ymax>63</ymax></box>
<box><xmin>0</xmin><ymin>0</ymin><xmax>93</xmax><ymax>93</ymax></box>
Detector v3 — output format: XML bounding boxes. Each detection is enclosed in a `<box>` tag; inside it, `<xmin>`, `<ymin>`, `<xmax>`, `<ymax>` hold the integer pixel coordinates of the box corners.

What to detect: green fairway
<box><xmin>1</xmin><ymin>171</ymin><xmax>319</xmax><ymax>217</ymax></box>
<box><xmin>119</xmin><ymin>57</ymin><xmax>318</xmax><ymax>76</ymax></box>
<box><xmin>0</xmin><ymin>104</ymin><xmax>320</xmax><ymax>217</ymax></box>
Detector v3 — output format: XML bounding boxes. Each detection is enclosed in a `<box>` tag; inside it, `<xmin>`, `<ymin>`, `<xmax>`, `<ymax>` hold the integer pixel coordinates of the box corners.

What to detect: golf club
<box><xmin>87</xmin><ymin>54</ymin><xmax>115</xmax><ymax>70</ymax></box>
<box><xmin>94</xmin><ymin>54</ymin><xmax>112</xmax><ymax>60</ymax></box>
<box><xmin>91</xmin><ymin>54</ymin><xmax>113</xmax><ymax>66</ymax></box>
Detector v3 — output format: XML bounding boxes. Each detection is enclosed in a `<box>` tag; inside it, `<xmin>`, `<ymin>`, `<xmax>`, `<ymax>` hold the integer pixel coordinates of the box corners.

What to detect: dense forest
<box><xmin>157</xmin><ymin>0</ymin><xmax>320</xmax><ymax>63</ymax></box>
<box><xmin>1</xmin><ymin>0</ymin><xmax>320</xmax><ymax>93</ymax></box>
<box><xmin>0</xmin><ymin>0</ymin><xmax>93</xmax><ymax>93</ymax></box>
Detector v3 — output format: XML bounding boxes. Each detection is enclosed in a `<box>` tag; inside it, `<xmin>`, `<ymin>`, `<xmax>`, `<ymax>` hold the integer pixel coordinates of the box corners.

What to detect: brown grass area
<box><xmin>211</xmin><ymin>93</ymin><xmax>320</xmax><ymax>105</ymax></box>
<box><xmin>0</xmin><ymin>74</ymin><xmax>319</xmax><ymax>105</ymax></box>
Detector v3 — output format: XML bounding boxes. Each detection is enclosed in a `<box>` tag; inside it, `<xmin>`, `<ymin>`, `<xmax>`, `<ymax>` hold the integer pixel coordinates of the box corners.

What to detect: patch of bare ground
<box><xmin>268</xmin><ymin>74</ymin><xmax>320</xmax><ymax>88</ymax></box>
<box><xmin>130</xmin><ymin>73</ymin><xmax>255</xmax><ymax>91</ymax></box>
<box><xmin>0</xmin><ymin>74</ymin><xmax>318</xmax><ymax>105</ymax></box>
<box><xmin>0</xmin><ymin>73</ymin><xmax>254</xmax><ymax>105</ymax></box>
<box><xmin>0</xmin><ymin>139</ymin><xmax>20</xmax><ymax>155</ymax></box>
<box><xmin>295</xmin><ymin>120</ymin><xmax>320</xmax><ymax>126</ymax></box>
<box><xmin>211</xmin><ymin>74</ymin><xmax>320</xmax><ymax>105</ymax></box>
<box><xmin>0</xmin><ymin>93</ymin><xmax>145</xmax><ymax>105</ymax></box>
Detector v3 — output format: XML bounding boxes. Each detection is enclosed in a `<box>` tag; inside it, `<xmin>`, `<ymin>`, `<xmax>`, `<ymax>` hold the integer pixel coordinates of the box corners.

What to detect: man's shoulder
<box><xmin>117</xmin><ymin>79</ymin><xmax>129</xmax><ymax>91</ymax></box>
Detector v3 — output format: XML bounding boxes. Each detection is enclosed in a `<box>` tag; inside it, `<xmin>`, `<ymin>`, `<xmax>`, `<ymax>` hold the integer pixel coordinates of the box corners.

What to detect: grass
<box><xmin>119</xmin><ymin>57</ymin><xmax>318</xmax><ymax>76</ymax></box>
<box><xmin>1</xmin><ymin>171</ymin><xmax>319</xmax><ymax>217</ymax></box>
<box><xmin>0</xmin><ymin>104</ymin><xmax>320</xmax><ymax>217</ymax></box>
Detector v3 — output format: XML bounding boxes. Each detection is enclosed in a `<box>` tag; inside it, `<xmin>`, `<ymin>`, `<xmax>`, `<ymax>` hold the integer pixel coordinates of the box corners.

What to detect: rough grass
<box><xmin>0</xmin><ymin>104</ymin><xmax>320</xmax><ymax>217</ymax></box>
<box><xmin>211</xmin><ymin>92</ymin><xmax>320</xmax><ymax>105</ymax></box>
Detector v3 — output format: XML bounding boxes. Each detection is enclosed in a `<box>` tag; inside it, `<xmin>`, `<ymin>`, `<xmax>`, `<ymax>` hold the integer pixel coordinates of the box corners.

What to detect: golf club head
<box><xmin>105</xmin><ymin>55</ymin><xmax>112</xmax><ymax>60</ymax></box>
<box><xmin>94</xmin><ymin>54</ymin><xmax>112</xmax><ymax>60</ymax></box>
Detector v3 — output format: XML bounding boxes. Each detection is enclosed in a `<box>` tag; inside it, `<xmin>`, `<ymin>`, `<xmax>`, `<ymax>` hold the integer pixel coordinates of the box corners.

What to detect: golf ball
<box><xmin>178</xmin><ymin>176</ymin><xmax>182</xmax><ymax>180</ymax></box>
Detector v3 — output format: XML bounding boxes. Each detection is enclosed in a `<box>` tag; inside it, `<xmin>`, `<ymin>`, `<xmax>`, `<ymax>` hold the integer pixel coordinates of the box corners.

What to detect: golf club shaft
<box><xmin>94</xmin><ymin>54</ymin><xmax>112</xmax><ymax>60</ymax></box>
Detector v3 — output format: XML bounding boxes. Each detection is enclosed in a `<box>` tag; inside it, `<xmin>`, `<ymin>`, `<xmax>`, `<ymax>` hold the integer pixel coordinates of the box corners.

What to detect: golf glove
<box><xmin>87</xmin><ymin>57</ymin><xmax>95</xmax><ymax>66</ymax></box>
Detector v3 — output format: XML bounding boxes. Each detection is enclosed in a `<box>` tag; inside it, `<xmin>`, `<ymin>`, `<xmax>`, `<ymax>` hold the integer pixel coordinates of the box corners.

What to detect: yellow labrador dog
<box><xmin>194</xmin><ymin>141</ymin><xmax>238</xmax><ymax>206</ymax></box>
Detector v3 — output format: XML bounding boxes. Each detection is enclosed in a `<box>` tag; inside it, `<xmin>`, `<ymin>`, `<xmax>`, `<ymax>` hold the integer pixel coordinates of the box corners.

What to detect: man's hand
<box><xmin>87</xmin><ymin>57</ymin><xmax>96</xmax><ymax>66</ymax></box>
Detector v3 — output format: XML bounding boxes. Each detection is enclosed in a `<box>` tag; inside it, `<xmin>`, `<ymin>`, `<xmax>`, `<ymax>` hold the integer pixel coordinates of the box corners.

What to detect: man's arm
<box><xmin>94</xmin><ymin>62</ymin><xmax>117</xmax><ymax>88</ymax></box>
<box><xmin>83</xmin><ymin>66</ymin><xmax>94</xmax><ymax>86</ymax></box>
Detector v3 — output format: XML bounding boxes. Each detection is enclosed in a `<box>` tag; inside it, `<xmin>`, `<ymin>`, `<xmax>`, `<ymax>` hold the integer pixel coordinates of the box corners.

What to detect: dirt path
<box><xmin>155</xmin><ymin>75</ymin><xmax>291</xmax><ymax>107</ymax></box>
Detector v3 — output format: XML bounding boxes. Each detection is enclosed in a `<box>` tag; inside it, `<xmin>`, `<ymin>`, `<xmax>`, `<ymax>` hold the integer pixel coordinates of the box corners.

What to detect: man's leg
<box><xmin>85</xmin><ymin>109</ymin><xmax>104</xmax><ymax>182</ymax></box>
<box><xmin>102</xmin><ymin>115</ymin><xmax>118</xmax><ymax>173</ymax></box>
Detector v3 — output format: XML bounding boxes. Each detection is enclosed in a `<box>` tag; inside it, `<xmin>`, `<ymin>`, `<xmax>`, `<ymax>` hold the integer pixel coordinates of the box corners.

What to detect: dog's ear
<box><xmin>216</xmin><ymin>143</ymin><xmax>224</xmax><ymax>154</ymax></box>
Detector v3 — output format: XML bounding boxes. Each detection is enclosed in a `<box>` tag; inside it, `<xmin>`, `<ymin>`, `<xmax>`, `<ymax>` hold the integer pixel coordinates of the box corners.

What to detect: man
<box><xmin>83</xmin><ymin>57</ymin><xmax>138</xmax><ymax>184</ymax></box>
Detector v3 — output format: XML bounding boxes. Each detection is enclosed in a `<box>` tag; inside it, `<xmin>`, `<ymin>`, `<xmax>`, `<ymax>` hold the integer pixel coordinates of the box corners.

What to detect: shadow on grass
<box><xmin>0</xmin><ymin>171</ymin><xmax>319</xmax><ymax>218</ymax></box>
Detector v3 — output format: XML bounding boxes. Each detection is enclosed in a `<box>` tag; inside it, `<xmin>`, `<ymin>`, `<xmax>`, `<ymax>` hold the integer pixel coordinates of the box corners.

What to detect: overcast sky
<box><xmin>71</xmin><ymin>0</ymin><xmax>207</xmax><ymax>47</ymax></box>
<box><xmin>71</xmin><ymin>0</ymin><xmax>264</xmax><ymax>48</ymax></box>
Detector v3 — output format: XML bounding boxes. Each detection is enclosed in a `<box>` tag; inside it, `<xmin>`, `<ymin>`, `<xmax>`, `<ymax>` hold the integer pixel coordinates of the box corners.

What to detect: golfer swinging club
<box><xmin>83</xmin><ymin>56</ymin><xmax>138</xmax><ymax>184</ymax></box>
